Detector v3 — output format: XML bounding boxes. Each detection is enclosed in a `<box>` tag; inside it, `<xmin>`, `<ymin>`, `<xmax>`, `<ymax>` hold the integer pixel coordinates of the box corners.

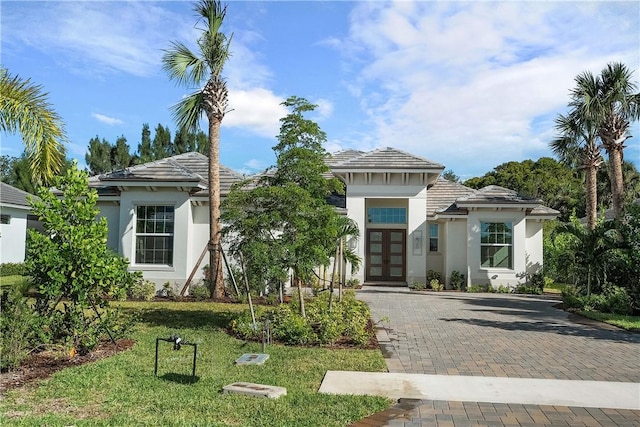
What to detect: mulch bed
<box><xmin>0</xmin><ymin>339</ymin><xmax>135</xmax><ymax>395</ymax></box>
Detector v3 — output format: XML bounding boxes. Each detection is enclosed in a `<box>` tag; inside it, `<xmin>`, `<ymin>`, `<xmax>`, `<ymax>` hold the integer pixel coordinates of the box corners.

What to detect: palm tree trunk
<box><xmin>585</xmin><ymin>164</ymin><xmax>598</xmax><ymax>230</ymax></box>
<box><xmin>208</xmin><ymin>116</ymin><xmax>224</xmax><ymax>299</ymax></box>
<box><xmin>608</xmin><ymin>146</ymin><xmax>625</xmax><ymax>220</ymax></box>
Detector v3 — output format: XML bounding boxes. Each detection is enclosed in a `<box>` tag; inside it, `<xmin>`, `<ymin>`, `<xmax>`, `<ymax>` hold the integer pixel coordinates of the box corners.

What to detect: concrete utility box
<box><xmin>223</xmin><ymin>382</ymin><xmax>287</xmax><ymax>399</ymax></box>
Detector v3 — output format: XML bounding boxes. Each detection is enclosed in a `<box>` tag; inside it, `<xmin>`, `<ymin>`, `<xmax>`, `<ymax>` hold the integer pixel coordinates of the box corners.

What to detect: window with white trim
<box><xmin>480</xmin><ymin>222</ymin><xmax>512</xmax><ymax>269</ymax></box>
<box><xmin>135</xmin><ymin>206</ymin><xmax>174</xmax><ymax>265</ymax></box>
<box><xmin>429</xmin><ymin>223</ymin><xmax>439</xmax><ymax>252</ymax></box>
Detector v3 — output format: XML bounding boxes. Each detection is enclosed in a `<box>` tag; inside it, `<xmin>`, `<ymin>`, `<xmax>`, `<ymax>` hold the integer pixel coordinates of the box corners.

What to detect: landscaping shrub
<box><xmin>410</xmin><ymin>282</ymin><xmax>426</xmax><ymax>291</ymax></box>
<box><xmin>0</xmin><ymin>289</ymin><xmax>47</xmax><ymax>370</ymax></box>
<box><xmin>344</xmin><ymin>278</ymin><xmax>360</xmax><ymax>289</ymax></box>
<box><xmin>449</xmin><ymin>270</ymin><xmax>466</xmax><ymax>291</ymax></box>
<box><xmin>0</xmin><ymin>262</ymin><xmax>26</xmax><ymax>277</ymax></box>
<box><xmin>496</xmin><ymin>285</ymin><xmax>511</xmax><ymax>293</ymax></box>
<box><xmin>128</xmin><ymin>278</ymin><xmax>156</xmax><ymax>301</ymax></box>
<box><xmin>528</xmin><ymin>272</ymin><xmax>545</xmax><ymax>294</ymax></box>
<box><xmin>561</xmin><ymin>286</ymin><xmax>583</xmax><ymax>309</ymax></box>
<box><xmin>189</xmin><ymin>280</ymin><xmax>211</xmax><ymax>301</ymax></box>
<box><xmin>514</xmin><ymin>284</ymin><xmax>542</xmax><ymax>294</ymax></box>
<box><xmin>430</xmin><ymin>279</ymin><xmax>443</xmax><ymax>292</ymax></box>
<box><xmin>230</xmin><ymin>290</ymin><xmax>372</xmax><ymax>346</ymax></box>
<box><xmin>602</xmin><ymin>285</ymin><xmax>632</xmax><ymax>315</ymax></box>
<box><xmin>426</xmin><ymin>270</ymin><xmax>443</xmax><ymax>284</ymax></box>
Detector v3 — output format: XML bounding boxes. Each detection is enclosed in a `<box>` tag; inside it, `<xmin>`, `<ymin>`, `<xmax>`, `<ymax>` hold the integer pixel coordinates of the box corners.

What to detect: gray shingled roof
<box><xmin>426</xmin><ymin>178</ymin><xmax>476</xmax><ymax>216</ymax></box>
<box><xmin>325</xmin><ymin>150</ymin><xmax>365</xmax><ymax>166</ymax></box>
<box><xmin>0</xmin><ymin>182</ymin><xmax>36</xmax><ymax>208</ymax></box>
<box><xmin>92</xmin><ymin>152</ymin><xmax>243</xmax><ymax>196</ymax></box>
<box><xmin>456</xmin><ymin>185</ymin><xmax>542</xmax><ymax>205</ymax></box>
<box><xmin>330</xmin><ymin>147</ymin><xmax>444</xmax><ymax>170</ymax></box>
<box><xmin>426</xmin><ymin>181</ymin><xmax>559</xmax><ymax>218</ymax></box>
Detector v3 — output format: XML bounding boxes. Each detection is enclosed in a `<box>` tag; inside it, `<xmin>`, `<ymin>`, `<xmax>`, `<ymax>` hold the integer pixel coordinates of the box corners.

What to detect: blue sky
<box><xmin>2</xmin><ymin>0</ymin><xmax>639</xmax><ymax>179</ymax></box>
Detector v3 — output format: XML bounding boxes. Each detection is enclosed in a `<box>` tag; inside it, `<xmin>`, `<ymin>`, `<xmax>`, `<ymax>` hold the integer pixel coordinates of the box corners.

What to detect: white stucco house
<box><xmin>88</xmin><ymin>148</ymin><xmax>558</xmax><ymax>290</ymax></box>
<box><xmin>0</xmin><ymin>182</ymin><xmax>35</xmax><ymax>263</ymax></box>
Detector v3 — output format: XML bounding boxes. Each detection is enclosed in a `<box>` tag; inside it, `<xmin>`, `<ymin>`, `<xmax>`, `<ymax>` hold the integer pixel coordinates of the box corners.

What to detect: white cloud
<box><xmin>2</xmin><ymin>2</ymin><xmax>185</xmax><ymax>77</ymax></box>
<box><xmin>334</xmin><ymin>1</ymin><xmax>640</xmax><ymax>176</ymax></box>
<box><xmin>223</xmin><ymin>88</ymin><xmax>287</xmax><ymax>138</ymax></box>
<box><xmin>92</xmin><ymin>113</ymin><xmax>124</xmax><ymax>126</ymax></box>
<box><xmin>313</xmin><ymin>99</ymin><xmax>334</xmax><ymax>121</ymax></box>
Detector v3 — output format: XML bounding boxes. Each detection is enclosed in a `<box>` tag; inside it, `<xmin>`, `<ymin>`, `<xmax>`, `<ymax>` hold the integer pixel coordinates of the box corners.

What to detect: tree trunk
<box><xmin>296</xmin><ymin>272</ymin><xmax>306</xmax><ymax>318</ymax></box>
<box><xmin>608</xmin><ymin>146</ymin><xmax>625</xmax><ymax>220</ymax></box>
<box><xmin>328</xmin><ymin>245</ymin><xmax>339</xmax><ymax>311</ymax></box>
<box><xmin>585</xmin><ymin>164</ymin><xmax>598</xmax><ymax>230</ymax></box>
<box><xmin>208</xmin><ymin>117</ymin><xmax>224</xmax><ymax>299</ymax></box>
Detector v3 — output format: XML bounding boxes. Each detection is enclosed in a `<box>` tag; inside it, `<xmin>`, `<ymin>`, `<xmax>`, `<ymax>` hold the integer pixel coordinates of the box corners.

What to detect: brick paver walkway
<box><xmin>351</xmin><ymin>287</ymin><xmax>640</xmax><ymax>427</ymax></box>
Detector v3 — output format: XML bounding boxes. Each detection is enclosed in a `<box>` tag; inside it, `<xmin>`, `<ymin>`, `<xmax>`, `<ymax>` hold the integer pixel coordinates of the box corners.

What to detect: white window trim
<box><xmin>479</xmin><ymin>221</ymin><xmax>514</xmax><ymax>270</ymax></box>
<box><xmin>132</xmin><ymin>204</ymin><xmax>176</xmax><ymax>267</ymax></box>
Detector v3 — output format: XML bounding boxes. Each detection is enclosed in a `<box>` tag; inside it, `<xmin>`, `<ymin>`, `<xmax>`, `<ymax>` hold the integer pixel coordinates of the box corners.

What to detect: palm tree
<box><xmin>553</xmin><ymin>219</ymin><xmax>618</xmax><ymax>296</ymax></box>
<box><xmin>551</xmin><ymin>72</ymin><xmax>603</xmax><ymax>230</ymax></box>
<box><xmin>162</xmin><ymin>0</ymin><xmax>232</xmax><ymax>299</ymax></box>
<box><xmin>575</xmin><ymin>63</ymin><xmax>639</xmax><ymax>219</ymax></box>
<box><xmin>0</xmin><ymin>67</ymin><xmax>66</xmax><ymax>185</ymax></box>
<box><xmin>328</xmin><ymin>216</ymin><xmax>361</xmax><ymax>309</ymax></box>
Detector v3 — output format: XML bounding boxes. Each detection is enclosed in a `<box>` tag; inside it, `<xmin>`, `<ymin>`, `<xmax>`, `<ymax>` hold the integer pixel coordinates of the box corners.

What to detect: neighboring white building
<box><xmin>0</xmin><ymin>182</ymin><xmax>35</xmax><ymax>263</ymax></box>
<box><xmin>89</xmin><ymin>149</ymin><xmax>558</xmax><ymax>290</ymax></box>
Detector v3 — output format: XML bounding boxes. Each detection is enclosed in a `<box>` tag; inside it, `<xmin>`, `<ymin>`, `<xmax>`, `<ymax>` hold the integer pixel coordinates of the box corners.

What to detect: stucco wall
<box><xmin>116</xmin><ymin>189</ymin><xmax>192</xmax><ymax>290</ymax></box>
<box><xmin>525</xmin><ymin>220</ymin><xmax>544</xmax><ymax>276</ymax></box>
<box><xmin>96</xmin><ymin>203</ymin><xmax>120</xmax><ymax>253</ymax></box>
<box><xmin>443</xmin><ymin>220</ymin><xmax>468</xmax><ymax>287</ymax></box>
<box><xmin>0</xmin><ymin>206</ymin><xmax>28</xmax><ymax>263</ymax></box>
<box><xmin>466</xmin><ymin>209</ymin><xmax>528</xmax><ymax>288</ymax></box>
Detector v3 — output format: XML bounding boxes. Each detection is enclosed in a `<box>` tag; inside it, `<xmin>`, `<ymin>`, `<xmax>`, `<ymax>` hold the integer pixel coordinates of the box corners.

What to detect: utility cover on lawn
<box><xmin>235</xmin><ymin>353</ymin><xmax>269</xmax><ymax>365</ymax></box>
<box><xmin>223</xmin><ymin>382</ymin><xmax>287</xmax><ymax>399</ymax></box>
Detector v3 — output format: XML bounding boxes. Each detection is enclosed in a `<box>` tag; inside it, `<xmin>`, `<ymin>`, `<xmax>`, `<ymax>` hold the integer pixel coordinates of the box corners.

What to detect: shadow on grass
<box><xmin>122</xmin><ymin>307</ymin><xmax>237</xmax><ymax>330</ymax></box>
<box><xmin>157</xmin><ymin>373</ymin><xmax>200</xmax><ymax>384</ymax></box>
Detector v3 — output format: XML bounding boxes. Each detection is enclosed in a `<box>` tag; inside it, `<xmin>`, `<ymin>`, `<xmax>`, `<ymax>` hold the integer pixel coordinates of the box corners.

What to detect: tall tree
<box><xmin>152</xmin><ymin>123</ymin><xmax>172</xmax><ymax>159</ymax></box>
<box><xmin>137</xmin><ymin>123</ymin><xmax>153</xmax><ymax>163</ymax></box>
<box><xmin>551</xmin><ymin>103</ymin><xmax>602</xmax><ymax>229</ymax></box>
<box><xmin>85</xmin><ymin>136</ymin><xmax>113</xmax><ymax>175</ymax></box>
<box><xmin>111</xmin><ymin>135</ymin><xmax>132</xmax><ymax>170</ymax></box>
<box><xmin>0</xmin><ymin>67</ymin><xmax>66</xmax><ymax>185</ymax></box>
<box><xmin>571</xmin><ymin>62</ymin><xmax>640</xmax><ymax>220</ymax></box>
<box><xmin>162</xmin><ymin>0</ymin><xmax>232</xmax><ymax>299</ymax></box>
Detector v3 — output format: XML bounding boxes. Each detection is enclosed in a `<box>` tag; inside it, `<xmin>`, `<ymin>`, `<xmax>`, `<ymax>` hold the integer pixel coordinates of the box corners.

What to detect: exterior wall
<box><xmin>96</xmin><ymin>202</ymin><xmax>120</xmax><ymax>253</ymax></box>
<box><xmin>346</xmin><ymin>183</ymin><xmax>426</xmax><ymax>285</ymax></box>
<box><xmin>0</xmin><ymin>206</ymin><xmax>29</xmax><ymax>263</ymax></box>
<box><xmin>525</xmin><ymin>220</ymin><xmax>544</xmax><ymax>276</ymax></box>
<box><xmin>442</xmin><ymin>219</ymin><xmax>468</xmax><ymax>287</ymax></box>
<box><xmin>116</xmin><ymin>189</ymin><xmax>193</xmax><ymax>290</ymax></box>
<box><xmin>466</xmin><ymin>209</ymin><xmax>528</xmax><ymax>288</ymax></box>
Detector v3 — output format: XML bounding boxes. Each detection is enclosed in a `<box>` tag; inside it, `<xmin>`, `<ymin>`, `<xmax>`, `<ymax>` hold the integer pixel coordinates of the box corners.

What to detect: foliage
<box><xmin>0</xmin><ymin>262</ymin><xmax>26</xmax><ymax>277</ymax></box>
<box><xmin>0</xmin><ymin>288</ymin><xmax>47</xmax><ymax>370</ymax></box>
<box><xmin>426</xmin><ymin>270</ymin><xmax>443</xmax><ymax>284</ymax></box>
<box><xmin>1</xmin><ymin>152</ymin><xmax>73</xmax><ymax>194</ymax></box>
<box><xmin>231</xmin><ymin>291</ymin><xmax>372</xmax><ymax>346</ymax></box>
<box><xmin>528</xmin><ymin>272</ymin><xmax>545</xmax><ymax>293</ymax></box>
<box><xmin>345</xmin><ymin>277</ymin><xmax>361</xmax><ymax>289</ymax></box>
<box><xmin>25</xmin><ymin>164</ymin><xmax>139</xmax><ymax>352</ymax></box>
<box><xmin>1</xmin><ymin>300</ymin><xmax>389</xmax><ymax>426</ymax></box>
<box><xmin>0</xmin><ymin>67</ymin><xmax>66</xmax><ymax>185</ymax></box>
<box><xmin>464</xmin><ymin>157</ymin><xmax>585</xmax><ymax>221</ymax></box>
<box><xmin>495</xmin><ymin>285</ymin><xmax>511</xmax><ymax>293</ymax></box>
<box><xmin>552</xmin><ymin>215</ymin><xmax>618</xmax><ymax>296</ymax></box>
<box><xmin>127</xmin><ymin>278</ymin><xmax>156</xmax><ymax>301</ymax></box>
<box><xmin>574</xmin><ymin>310</ymin><xmax>640</xmax><ymax>332</ymax></box>
<box><xmin>467</xmin><ymin>284</ymin><xmax>496</xmax><ymax>293</ymax></box>
<box><xmin>430</xmin><ymin>279</ymin><xmax>443</xmax><ymax>292</ymax></box>
<box><xmin>514</xmin><ymin>284</ymin><xmax>542</xmax><ymax>295</ymax></box>
<box><xmin>189</xmin><ymin>280</ymin><xmax>211</xmax><ymax>301</ymax></box>
<box><xmin>449</xmin><ymin>270</ymin><xmax>466</xmax><ymax>291</ymax></box>
<box><xmin>222</xmin><ymin>97</ymin><xmax>344</xmax><ymax>316</ymax></box>
<box><xmin>162</xmin><ymin>0</ymin><xmax>233</xmax><ymax>299</ymax></box>
<box><xmin>562</xmin><ymin>285</ymin><xmax>632</xmax><ymax>315</ymax></box>
<box><xmin>410</xmin><ymin>281</ymin><xmax>426</xmax><ymax>291</ymax></box>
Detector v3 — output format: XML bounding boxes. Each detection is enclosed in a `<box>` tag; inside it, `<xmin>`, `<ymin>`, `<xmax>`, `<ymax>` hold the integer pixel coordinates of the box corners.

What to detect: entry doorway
<box><xmin>365</xmin><ymin>229</ymin><xmax>406</xmax><ymax>282</ymax></box>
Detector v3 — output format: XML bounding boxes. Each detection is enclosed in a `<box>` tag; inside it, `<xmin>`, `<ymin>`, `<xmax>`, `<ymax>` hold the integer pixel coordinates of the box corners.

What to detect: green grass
<box><xmin>0</xmin><ymin>275</ymin><xmax>29</xmax><ymax>289</ymax></box>
<box><xmin>576</xmin><ymin>310</ymin><xmax>640</xmax><ymax>332</ymax></box>
<box><xmin>0</xmin><ymin>301</ymin><xmax>390</xmax><ymax>426</ymax></box>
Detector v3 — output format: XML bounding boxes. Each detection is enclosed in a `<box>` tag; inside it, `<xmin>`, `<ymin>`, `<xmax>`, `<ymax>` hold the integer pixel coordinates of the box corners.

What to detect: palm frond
<box><xmin>0</xmin><ymin>68</ymin><xmax>66</xmax><ymax>184</ymax></box>
<box><xmin>162</xmin><ymin>42</ymin><xmax>207</xmax><ymax>87</ymax></box>
<box><xmin>169</xmin><ymin>91</ymin><xmax>206</xmax><ymax>133</ymax></box>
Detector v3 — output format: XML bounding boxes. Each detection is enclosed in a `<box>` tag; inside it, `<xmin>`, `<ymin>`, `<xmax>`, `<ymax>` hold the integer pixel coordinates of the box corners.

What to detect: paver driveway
<box><xmin>357</xmin><ymin>287</ymin><xmax>640</xmax><ymax>382</ymax></box>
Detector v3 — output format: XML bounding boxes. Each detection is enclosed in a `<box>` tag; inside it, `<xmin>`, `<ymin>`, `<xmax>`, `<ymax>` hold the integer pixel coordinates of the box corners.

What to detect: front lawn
<box><xmin>0</xmin><ymin>301</ymin><xmax>389</xmax><ymax>426</ymax></box>
<box><xmin>576</xmin><ymin>310</ymin><xmax>640</xmax><ymax>332</ymax></box>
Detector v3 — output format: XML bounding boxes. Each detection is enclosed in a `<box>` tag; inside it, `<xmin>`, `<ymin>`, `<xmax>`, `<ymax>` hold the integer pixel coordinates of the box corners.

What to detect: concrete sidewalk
<box><xmin>319</xmin><ymin>371</ymin><xmax>640</xmax><ymax>410</ymax></box>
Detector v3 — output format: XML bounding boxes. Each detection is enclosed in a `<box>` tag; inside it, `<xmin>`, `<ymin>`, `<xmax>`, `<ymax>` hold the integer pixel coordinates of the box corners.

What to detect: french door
<box><xmin>366</xmin><ymin>229</ymin><xmax>406</xmax><ymax>282</ymax></box>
